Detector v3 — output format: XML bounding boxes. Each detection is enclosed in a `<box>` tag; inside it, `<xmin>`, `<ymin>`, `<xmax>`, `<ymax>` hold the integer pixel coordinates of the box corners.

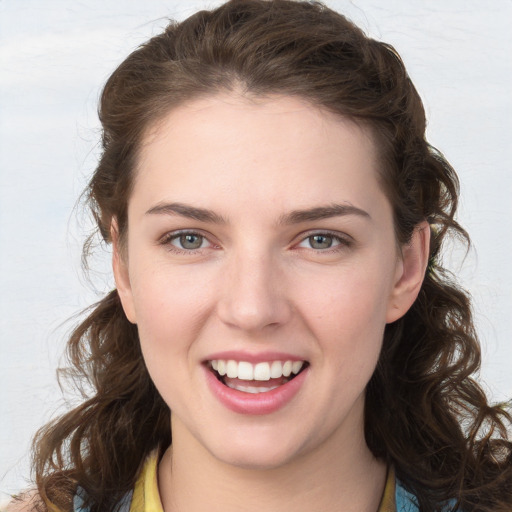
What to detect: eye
<box><xmin>173</xmin><ymin>233</ymin><xmax>207</xmax><ymax>250</ymax></box>
<box><xmin>159</xmin><ymin>230</ymin><xmax>214</xmax><ymax>253</ymax></box>
<box><xmin>303</xmin><ymin>234</ymin><xmax>337</xmax><ymax>250</ymax></box>
<box><xmin>298</xmin><ymin>233</ymin><xmax>344</xmax><ymax>250</ymax></box>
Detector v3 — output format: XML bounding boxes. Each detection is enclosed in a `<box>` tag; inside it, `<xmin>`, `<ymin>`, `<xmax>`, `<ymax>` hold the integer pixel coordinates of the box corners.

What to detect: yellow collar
<box><xmin>129</xmin><ymin>451</ymin><xmax>164</xmax><ymax>512</ymax></box>
<box><xmin>130</xmin><ymin>451</ymin><xmax>396</xmax><ymax>512</ymax></box>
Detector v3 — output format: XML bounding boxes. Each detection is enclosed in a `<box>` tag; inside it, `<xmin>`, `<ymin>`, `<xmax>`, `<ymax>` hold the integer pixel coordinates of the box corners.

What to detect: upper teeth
<box><xmin>210</xmin><ymin>360</ymin><xmax>304</xmax><ymax>381</ymax></box>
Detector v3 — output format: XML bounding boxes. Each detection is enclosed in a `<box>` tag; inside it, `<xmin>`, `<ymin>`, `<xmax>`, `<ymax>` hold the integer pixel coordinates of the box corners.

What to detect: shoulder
<box><xmin>395</xmin><ymin>480</ymin><xmax>420</xmax><ymax>511</ymax></box>
<box><xmin>1</xmin><ymin>491</ymin><xmax>41</xmax><ymax>512</ymax></box>
<box><xmin>395</xmin><ymin>480</ymin><xmax>461</xmax><ymax>512</ymax></box>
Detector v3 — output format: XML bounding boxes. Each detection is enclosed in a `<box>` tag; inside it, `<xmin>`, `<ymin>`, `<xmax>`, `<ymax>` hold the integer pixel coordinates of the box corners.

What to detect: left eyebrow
<box><xmin>278</xmin><ymin>203</ymin><xmax>371</xmax><ymax>225</ymax></box>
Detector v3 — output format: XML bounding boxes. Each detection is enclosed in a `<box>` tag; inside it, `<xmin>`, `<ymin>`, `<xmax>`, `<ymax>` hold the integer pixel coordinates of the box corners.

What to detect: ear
<box><xmin>386</xmin><ymin>221</ymin><xmax>430</xmax><ymax>323</ymax></box>
<box><xmin>111</xmin><ymin>219</ymin><xmax>137</xmax><ymax>324</ymax></box>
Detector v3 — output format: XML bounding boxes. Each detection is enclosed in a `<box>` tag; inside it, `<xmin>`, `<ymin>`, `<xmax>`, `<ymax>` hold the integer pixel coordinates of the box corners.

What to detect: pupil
<box><xmin>180</xmin><ymin>234</ymin><xmax>202</xmax><ymax>249</ymax></box>
<box><xmin>311</xmin><ymin>235</ymin><xmax>332</xmax><ymax>249</ymax></box>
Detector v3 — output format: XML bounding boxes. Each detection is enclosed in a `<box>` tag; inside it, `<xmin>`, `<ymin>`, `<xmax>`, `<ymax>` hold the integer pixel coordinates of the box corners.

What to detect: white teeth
<box><xmin>226</xmin><ymin>360</ymin><xmax>238</xmax><ymax>378</ymax></box>
<box><xmin>225</xmin><ymin>381</ymin><xmax>280</xmax><ymax>393</ymax></box>
<box><xmin>270</xmin><ymin>360</ymin><xmax>282</xmax><ymax>378</ymax></box>
<box><xmin>237</xmin><ymin>361</ymin><xmax>254</xmax><ymax>380</ymax></box>
<box><xmin>292</xmin><ymin>361</ymin><xmax>303</xmax><ymax>374</ymax></box>
<box><xmin>254</xmin><ymin>362</ymin><xmax>271</xmax><ymax>381</ymax></box>
<box><xmin>217</xmin><ymin>360</ymin><xmax>226</xmax><ymax>376</ymax></box>
<box><xmin>209</xmin><ymin>359</ymin><xmax>305</xmax><ymax>381</ymax></box>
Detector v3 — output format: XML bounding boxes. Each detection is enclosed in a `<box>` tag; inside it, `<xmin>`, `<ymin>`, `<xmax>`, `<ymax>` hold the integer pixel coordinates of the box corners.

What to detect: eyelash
<box><xmin>158</xmin><ymin>230</ymin><xmax>352</xmax><ymax>255</ymax></box>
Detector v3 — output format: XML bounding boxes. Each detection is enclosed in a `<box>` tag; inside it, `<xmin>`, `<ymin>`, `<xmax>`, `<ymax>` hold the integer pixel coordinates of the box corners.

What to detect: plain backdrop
<box><xmin>1</xmin><ymin>0</ymin><xmax>511</xmax><ymax>500</ymax></box>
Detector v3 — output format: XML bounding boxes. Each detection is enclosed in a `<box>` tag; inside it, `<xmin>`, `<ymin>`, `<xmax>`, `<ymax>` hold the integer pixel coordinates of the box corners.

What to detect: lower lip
<box><xmin>204</xmin><ymin>366</ymin><xmax>308</xmax><ymax>415</ymax></box>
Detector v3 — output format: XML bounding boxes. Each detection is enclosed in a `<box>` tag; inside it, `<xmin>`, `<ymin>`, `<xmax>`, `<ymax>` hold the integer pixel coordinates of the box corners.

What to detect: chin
<box><xmin>213</xmin><ymin>447</ymin><xmax>298</xmax><ymax>471</ymax></box>
<box><xmin>204</xmin><ymin>427</ymin><xmax>310</xmax><ymax>471</ymax></box>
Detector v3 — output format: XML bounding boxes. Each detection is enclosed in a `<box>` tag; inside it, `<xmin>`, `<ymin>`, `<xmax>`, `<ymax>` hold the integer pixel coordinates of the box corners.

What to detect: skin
<box><xmin>113</xmin><ymin>92</ymin><xmax>429</xmax><ymax>512</ymax></box>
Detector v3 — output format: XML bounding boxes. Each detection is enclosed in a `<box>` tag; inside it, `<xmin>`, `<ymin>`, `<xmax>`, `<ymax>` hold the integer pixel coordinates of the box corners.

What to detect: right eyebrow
<box><xmin>145</xmin><ymin>202</ymin><xmax>227</xmax><ymax>224</ymax></box>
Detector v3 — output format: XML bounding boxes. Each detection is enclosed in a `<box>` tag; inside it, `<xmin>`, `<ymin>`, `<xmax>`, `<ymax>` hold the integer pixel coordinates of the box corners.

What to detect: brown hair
<box><xmin>32</xmin><ymin>1</ymin><xmax>512</xmax><ymax>511</ymax></box>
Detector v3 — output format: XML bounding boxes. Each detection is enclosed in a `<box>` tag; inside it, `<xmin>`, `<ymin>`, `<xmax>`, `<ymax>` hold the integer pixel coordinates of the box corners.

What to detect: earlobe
<box><xmin>386</xmin><ymin>221</ymin><xmax>430</xmax><ymax>324</ymax></box>
<box><xmin>111</xmin><ymin>220</ymin><xmax>137</xmax><ymax>324</ymax></box>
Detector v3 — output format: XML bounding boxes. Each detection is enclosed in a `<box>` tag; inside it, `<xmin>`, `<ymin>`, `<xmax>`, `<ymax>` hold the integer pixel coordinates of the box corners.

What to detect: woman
<box><xmin>9</xmin><ymin>0</ymin><xmax>512</xmax><ymax>511</ymax></box>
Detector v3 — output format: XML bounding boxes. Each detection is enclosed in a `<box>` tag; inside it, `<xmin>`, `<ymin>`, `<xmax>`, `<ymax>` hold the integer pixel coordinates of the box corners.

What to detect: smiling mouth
<box><xmin>207</xmin><ymin>359</ymin><xmax>308</xmax><ymax>394</ymax></box>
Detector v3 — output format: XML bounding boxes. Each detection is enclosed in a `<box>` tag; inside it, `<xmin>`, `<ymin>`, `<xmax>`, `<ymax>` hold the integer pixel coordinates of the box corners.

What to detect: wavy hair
<box><xmin>32</xmin><ymin>1</ymin><xmax>511</xmax><ymax>511</ymax></box>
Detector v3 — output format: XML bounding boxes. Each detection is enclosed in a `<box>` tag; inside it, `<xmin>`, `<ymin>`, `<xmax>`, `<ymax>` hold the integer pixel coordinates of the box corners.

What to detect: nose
<box><xmin>217</xmin><ymin>249</ymin><xmax>292</xmax><ymax>333</ymax></box>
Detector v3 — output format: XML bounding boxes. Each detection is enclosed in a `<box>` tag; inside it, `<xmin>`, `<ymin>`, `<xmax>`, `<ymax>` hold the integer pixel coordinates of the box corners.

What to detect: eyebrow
<box><xmin>145</xmin><ymin>201</ymin><xmax>370</xmax><ymax>225</ymax></box>
<box><xmin>145</xmin><ymin>202</ymin><xmax>227</xmax><ymax>224</ymax></box>
<box><xmin>278</xmin><ymin>203</ymin><xmax>371</xmax><ymax>225</ymax></box>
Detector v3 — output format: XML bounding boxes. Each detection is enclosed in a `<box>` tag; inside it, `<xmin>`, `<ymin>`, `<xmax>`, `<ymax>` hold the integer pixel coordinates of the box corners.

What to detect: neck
<box><xmin>158</xmin><ymin>416</ymin><xmax>386</xmax><ymax>512</ymax></box>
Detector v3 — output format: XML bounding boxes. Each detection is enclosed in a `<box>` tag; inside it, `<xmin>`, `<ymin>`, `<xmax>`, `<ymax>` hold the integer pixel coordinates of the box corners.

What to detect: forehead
<box><xmin>133</xmin><ymin>92</ymin><xmax>384</xmax><ymax>219</ymax></box>
<box><xmin>143</xmin><ymin>92</ymin><xmax>375</xmax><ymax>152</ymax></box>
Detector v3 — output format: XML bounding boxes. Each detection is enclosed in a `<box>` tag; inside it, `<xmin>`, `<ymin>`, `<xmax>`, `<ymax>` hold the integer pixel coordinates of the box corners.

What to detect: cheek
<box><xmin>128</xmin><ymin>262</ymin><xmax>216</xmax><ymax>374</ymax></box>
<box><xmin>129</xmin><ymin>268</ymin><xmax>213</xmax><ymax>411</ymax></box>
<box><xmin>131</xmin><ymin>259</ymin><xmax>213</xmax><ymax>325</ymax></box>
<box><xmin>303</xmin><ymin>264</ymin><xmax>393</xmax><ymax>330</ymax></box>
<box><xmin>298</xmin><ymin>263</ymin><xmax>393</xmax><ymax>372</ymax></box>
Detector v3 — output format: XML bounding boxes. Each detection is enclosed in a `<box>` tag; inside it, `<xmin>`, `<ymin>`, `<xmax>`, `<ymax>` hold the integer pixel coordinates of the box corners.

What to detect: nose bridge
<box><xmin>217</xmin><ymin>243</ymin><xmax>289</xmax><ymax>332</ymax></box>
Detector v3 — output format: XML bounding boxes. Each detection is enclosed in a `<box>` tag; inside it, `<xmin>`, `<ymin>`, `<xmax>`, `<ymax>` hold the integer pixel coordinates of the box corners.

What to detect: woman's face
<box><xmin>114</xmin><ymin>93</ymin><xmax>426</xmax><ymax>469</ymax></box>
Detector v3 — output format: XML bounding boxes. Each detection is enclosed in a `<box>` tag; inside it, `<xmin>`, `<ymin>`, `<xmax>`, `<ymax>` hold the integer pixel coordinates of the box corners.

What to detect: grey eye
<box><xmin>177</xmin><ymin>233</ymin><xmax>204</xmax><ymax>250</ymax></box>
<box><xmin>308</xmin><ymin>234</ymin><xmax>333</xmax><ymax>249</ymax></box>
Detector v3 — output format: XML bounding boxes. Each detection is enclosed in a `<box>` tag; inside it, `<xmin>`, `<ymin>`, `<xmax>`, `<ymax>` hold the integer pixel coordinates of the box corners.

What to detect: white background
<box><xmin>1</xmin><ymin>0</ymin><xmax>511</xmax><ymax>500</ymax></box>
